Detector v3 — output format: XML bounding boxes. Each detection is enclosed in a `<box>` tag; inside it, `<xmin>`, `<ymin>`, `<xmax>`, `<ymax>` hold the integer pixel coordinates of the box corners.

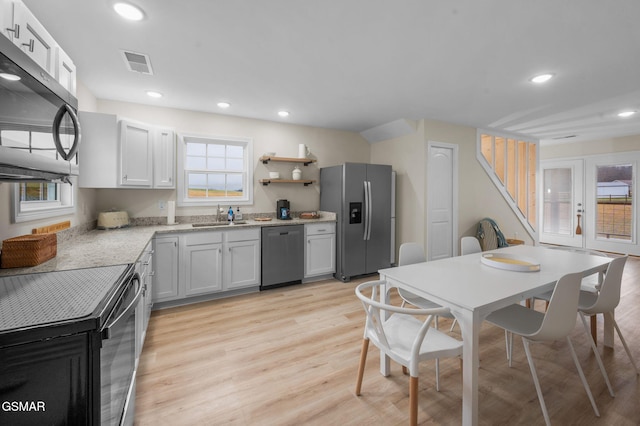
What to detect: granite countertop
<box><xmin>0</xmin><ymin>214</ymin><xmax>336</xmax><ymax>277</ymax></box>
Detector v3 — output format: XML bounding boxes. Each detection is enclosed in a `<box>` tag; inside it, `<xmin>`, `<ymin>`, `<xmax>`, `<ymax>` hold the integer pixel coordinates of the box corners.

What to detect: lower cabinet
<box><xmin>304</xmin><ymin>223</ymin><xmax>336</xmax><ymax>279</ymax></box>
<box><xmin>136</xmin><ymin>241</ymin><xmax>154</xmax><ymax>359</ymax></box>
<box><xmin>152</xmin><ymin>228</ymin><xmax>260</xmax><ymax>305</ymax></box>
<box><xmin>183</xmin><ymin>231</ymin><xmax>223</xmax><ymax>296</ymax></box>
<box><xmin>153</xmin><ymin>235</ymin><xmax>179</xmax><ymax>302</ymax></box>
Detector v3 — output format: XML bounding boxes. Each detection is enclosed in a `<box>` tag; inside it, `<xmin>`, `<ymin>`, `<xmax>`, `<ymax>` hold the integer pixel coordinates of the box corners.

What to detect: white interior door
<box><xmin>539</xmin><ymin>159</ymin><xmax>584</xmax><ymax>247</ymax></box>
<box><xmin>426</xmin><ymin>142</ymin><xmax>458</xmax><ymax>260</ymax></box>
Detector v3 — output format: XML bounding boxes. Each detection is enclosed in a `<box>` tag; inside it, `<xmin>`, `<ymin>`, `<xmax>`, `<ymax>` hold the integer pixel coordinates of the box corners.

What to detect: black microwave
<box><xmin>0</xmin><ymin>34</ymin><xmax>80</xmax><ymax>182</ymax></box>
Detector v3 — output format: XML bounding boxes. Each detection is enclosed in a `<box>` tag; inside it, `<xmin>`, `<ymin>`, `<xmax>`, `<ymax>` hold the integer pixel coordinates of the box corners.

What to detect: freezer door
<box><xmin>341</xmin><ymin>163</ymin><xmax>367</xmax><ymax>279</ymax></box>
<box><xmin>364</xmin><ymin>164</ymin><xmax>392</xmax><ymax>273</ymax></box>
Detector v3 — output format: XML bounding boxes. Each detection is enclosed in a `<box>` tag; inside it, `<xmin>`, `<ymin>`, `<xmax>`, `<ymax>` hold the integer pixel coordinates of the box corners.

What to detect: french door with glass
<box><xmin>540</xmin><ymin>153</ymin><xmax>638</xmax><ymax>256</ymax></box>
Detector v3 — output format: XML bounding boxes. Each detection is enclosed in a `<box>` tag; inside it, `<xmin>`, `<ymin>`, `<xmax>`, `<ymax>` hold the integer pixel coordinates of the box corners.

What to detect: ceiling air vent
<box><xmin>121</xmin><ymin>50</ymin><xmax>153</xmax><ymax>75</ymax></box>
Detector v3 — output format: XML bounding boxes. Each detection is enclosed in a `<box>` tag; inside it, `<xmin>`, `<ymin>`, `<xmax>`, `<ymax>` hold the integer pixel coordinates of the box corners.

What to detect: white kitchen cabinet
<box><xmin>224</xmin><ymin>229</ymin><xmax>260</xmax><ymax>290</ymax></box>
<box><xmin>119</xmin><ymin>119</ymin><xmax>154</xmax><ymax>187</ymax></box>
<box><xmin>183</xmin><ymin>231</ymin><xmax>223</xmax><ymax>296</ymax></box>
<box><xmin>12</xmin><ymin>1</ymin><xmax>55</xmax><ymax>75</ymax></box>
<box><xmin>55</xmin><ymin>46</ymin><xmax>76</xmax><ymax>95</ymax></box>
<box><xmin>304</xmin><ymin>222</ymin><xmax>336</xmax><ymax>279</ymax></box>
<box><xmin>1</xmin><ymin>0</ymin><xmax>16</xmax><ymax>42</ymax></box>
<box><xmin>153</xmin><ymin>128</ymin><xmax>176</xmax><ymax>188</ymax></box>
<box><xmin>78</xmin><ymin>112</ymin><xmax>176</xmax><ymax>189</ymax></box>
<box><xmin>153</xmin><ymin>235</ymin><xmax>179</xmax><ymax>302</ymax></box>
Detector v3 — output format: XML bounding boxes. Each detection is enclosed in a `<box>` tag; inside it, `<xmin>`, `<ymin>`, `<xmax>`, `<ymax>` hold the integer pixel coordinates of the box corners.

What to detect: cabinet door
<box><xmin>119</xmin><ymin>120</ymin><xmax>153</xmax><ymax>187</ymax></box>
<box><xmin>55</xmin><ymin>46</ymin><xmax>76</xmax><ymax>95</ymax></box>
<box><xmin>154</xmin><ymin>128</ymin><xmax>175</xmax><ymax>188</ymax></box>
<box><xmin>184</xmin><ymin>242</ymin><xmax>223</xmax><ymax>296</ymax></box>
<box><xmin>12</xmin><ymin>1</ymin><xmax>56</xmax><ymax>75</ymax></box>
<box><xmin>153</xmin><ymin>237</ymin><xmax>179</xmax><ymax>302</ymax></box>
<box><xmin>305</xmin><ymin>233</ymin><xmax>336</xmax><ymax>277</ymax></box>
<box><xmin>224</xmin><ymin>239</ymin><xmax>260</xmax><ymax>290</ymax></box>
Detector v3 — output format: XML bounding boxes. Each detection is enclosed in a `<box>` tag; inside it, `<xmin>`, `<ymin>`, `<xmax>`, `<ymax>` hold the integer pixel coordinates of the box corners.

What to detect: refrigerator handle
<box><xmin>363</xmin><ymin>181</ymin><xmax>369</xmax><ymax>240</ymax></box>
<box><xmin>366</xmin><ymin>181</ymin><xmax>373</xmax><ymax>240</ymax></box>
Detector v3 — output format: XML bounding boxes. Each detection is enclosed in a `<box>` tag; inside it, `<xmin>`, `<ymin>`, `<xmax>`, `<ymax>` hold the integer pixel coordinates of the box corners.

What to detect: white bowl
<box><xmin>269</xmin><ymin>172</ymin><xmax>280</xmax><ymax>179</ymax></box>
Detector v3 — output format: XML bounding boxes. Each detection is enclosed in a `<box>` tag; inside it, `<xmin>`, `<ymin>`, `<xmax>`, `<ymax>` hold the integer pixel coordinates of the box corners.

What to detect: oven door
<box><xmin>100</xmin><ymin>273</ymin><xmax>141</xmax><ymax>426</ymax></box>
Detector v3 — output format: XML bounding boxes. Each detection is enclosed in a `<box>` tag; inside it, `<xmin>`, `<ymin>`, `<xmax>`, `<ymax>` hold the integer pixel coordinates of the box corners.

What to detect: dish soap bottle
<box><xmin>235</xmin><ymin>207</ymin><xmax>243</xmax><ymax>220</ymax></box>
<box><xmin>227</xmin><ymin>206</ymin><xmax>234</xmax><ymax>222</ymax></box>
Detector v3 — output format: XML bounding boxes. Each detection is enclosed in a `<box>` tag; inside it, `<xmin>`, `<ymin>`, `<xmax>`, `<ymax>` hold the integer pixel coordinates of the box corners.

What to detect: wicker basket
<box><xmin>1</xmin><ymin>233</ymin><xmax>57</xmax><ymax>268</ymax></box>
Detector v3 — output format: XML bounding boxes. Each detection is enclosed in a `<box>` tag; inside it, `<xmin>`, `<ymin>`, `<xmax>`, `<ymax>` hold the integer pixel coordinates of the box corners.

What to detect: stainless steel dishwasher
<box><xmin>261</xmin><ymin>225</ymin><xmax>304</xmax><ymax>289</ymax></box>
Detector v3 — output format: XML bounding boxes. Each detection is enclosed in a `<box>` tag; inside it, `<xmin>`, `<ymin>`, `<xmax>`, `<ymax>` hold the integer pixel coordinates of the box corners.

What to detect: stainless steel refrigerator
<box><xmin>320</xmin><ymin>163</ymin><xmax>392</xmax><ymax>282</ymax></box>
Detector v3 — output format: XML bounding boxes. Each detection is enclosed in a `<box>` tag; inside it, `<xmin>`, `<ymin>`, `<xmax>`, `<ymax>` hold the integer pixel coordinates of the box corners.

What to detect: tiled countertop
<box><xmin>0</xmin><ymin>215</ymin><xmax>335</xmax><ymax>277</ymax></box>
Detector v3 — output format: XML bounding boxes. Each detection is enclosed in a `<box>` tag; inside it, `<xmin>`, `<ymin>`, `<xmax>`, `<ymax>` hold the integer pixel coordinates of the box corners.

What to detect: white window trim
<box><xmin>11</xmin><ymin>178</ymin><xmax>76</xmax><ymax>223</ymax></box>
<box><xmin>176</xmin><ymin>133</ymin><xmax>253</xmax><ymax>207</ymax></box>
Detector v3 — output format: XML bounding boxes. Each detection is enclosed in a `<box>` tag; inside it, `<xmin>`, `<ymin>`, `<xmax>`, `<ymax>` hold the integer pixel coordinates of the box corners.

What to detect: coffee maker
<box><xmin>276</xmin><ymin>199</ymin><xmax>291</xmax><ymax>220</ymax></box>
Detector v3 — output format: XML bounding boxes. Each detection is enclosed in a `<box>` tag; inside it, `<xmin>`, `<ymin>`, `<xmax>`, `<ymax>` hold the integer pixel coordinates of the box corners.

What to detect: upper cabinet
<box><xmin>78</xmin><ymin>112</ymin><xmax>176</xmax><ymax>189</ymax></box>
<box><xmin>1</xmin><ymin>0</ymin><xmax>76</xmax><ymax>94</ymax></box>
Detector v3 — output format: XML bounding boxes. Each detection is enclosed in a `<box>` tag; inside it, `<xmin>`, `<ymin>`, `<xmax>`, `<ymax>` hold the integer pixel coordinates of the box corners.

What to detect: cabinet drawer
<box><xmin>305</xmin><ymin>222</ymin><xmax>335</xmax><ymax>236</ymax></box>
<box><xmin>184</xmin><ymin>231</ymin><xmax>223</xmax><ymax>246</ymax></box>
<box><xmin>226</xmin><ymin>228</ymin><xmax>260</xmax><ymax>242</ymax></box>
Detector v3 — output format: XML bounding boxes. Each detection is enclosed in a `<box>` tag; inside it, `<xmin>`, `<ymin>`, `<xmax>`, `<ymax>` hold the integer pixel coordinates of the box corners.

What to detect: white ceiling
<box><xmin>24</xmin><ymin>0</ymin><xmax>640</xmax><ymax>144</ymax></box>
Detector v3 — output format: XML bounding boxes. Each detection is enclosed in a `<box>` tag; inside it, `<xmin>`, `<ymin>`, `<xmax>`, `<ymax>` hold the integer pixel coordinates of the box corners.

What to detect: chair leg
<box><xmin>504</xmin><ymin>330</ymin><xmax>513</xmax><ymax>367</ymax></box>
<box><xmin>591</xmin><ymin>314</ymin><xmax>597</xmax><ymax>346</ymax></box>
<box><xmin>435</xmin><ymin>358</ymin><xmax>440</xmax><ymax>391</ymax></box>
<box><xmin>579</xmin><ymin>313</ymin><xmax>614</xmax><ymax>397</ymax></box>
<box><xmin>608</xmin><ymin>313</ymin><xmax>640</xmax><ymax>375</ymax></box>
<box><xmin>566</xmin><ymin>336</ymin><xmax>600</xmax><ymax>417</ymax></box>
<box><xmin>355</xmin><ymin>338</ymin><xmax>369</xmax><ymax>395</ymax></box>
<box><xmin>522</xmin><ymin>339</ymin><xmax>551</xmax><ymax>426</ymax></box>
<box><xmin>409</xmin><ymin>376</ymin><xmax>419</xmax><ymax>426</ymax></box>
<box><xmin>449</xmin><ymin>318</ymin><xmax>458</xmax><ymax>332</ymax></box>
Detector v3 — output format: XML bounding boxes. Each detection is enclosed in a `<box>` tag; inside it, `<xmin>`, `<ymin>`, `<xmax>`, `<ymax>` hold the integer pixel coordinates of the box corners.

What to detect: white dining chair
<box><xmin>576</xmin><ymin>256</ymin><xmax>639</xmax><ymax>387</ymax></box>
<box><xmin>461</xmin><ymin>236</ymin><xmax>482</xmax><ymax>255</ymax></box>
<box><xmin>485</xmin><ymin>272</ymin><xmax>600</xmax><ymax>426</ymax></box>
<box><xmin>354</xmin><ymin>280</ymin><xmax>463</xmax><ymax>426</ymax></box>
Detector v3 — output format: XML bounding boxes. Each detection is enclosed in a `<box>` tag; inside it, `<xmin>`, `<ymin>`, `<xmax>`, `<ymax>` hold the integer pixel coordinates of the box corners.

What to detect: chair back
<box><xmin>461</xmin><ymin>236</ymin><xmax>482</xmax><ymax>255</ymax></box>
<box><xmin>582</xmin><ymin>256</ymin><xmax>628</xmax><ymax>313</ymax></box>
<box><xmin>398</xmin><ymin>243</ymin><xmax>426</xmax><ymax>266</ymax></box>
<box><xmin>533</xmin><ymin>272</ymin><xmax>583</xmax><ymax>341</ymax></box>
<box><xmin>355</xmin><ymin>280</ymin><xmax>447</xmax><ymax>352</ymax></box>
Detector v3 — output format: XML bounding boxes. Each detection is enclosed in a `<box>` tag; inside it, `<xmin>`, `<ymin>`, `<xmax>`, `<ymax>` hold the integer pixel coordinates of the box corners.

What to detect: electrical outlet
<box><xmin>158</xmin><ymin>200</ymin><xmax>166</xmax><ymax>210</ymax></box>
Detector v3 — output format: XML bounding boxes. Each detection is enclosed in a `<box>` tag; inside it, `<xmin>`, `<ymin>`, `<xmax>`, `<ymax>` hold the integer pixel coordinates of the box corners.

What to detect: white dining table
<box><xmin>378</xmin><ymin>245</ymin><xmax>613</xmax><ymax>426</ymax></box>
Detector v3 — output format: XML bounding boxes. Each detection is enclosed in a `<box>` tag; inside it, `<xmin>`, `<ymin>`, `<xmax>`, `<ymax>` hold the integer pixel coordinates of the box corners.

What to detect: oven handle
<box><xmin>102</xmin><ymin>274</ymin><xmax>141</xmax><ymax>340</ymax></box>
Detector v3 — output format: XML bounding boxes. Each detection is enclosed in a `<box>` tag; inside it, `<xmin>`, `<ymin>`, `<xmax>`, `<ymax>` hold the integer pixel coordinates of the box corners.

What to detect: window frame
<box><xmin>176</xmin><ymin>134</ymin><xmax>253</xmax><ymax>207</ymax></box>
<box><xmin>11</xmin><ymin>178</ymin><xmax>76</xmax><ymax>223</ymax></box>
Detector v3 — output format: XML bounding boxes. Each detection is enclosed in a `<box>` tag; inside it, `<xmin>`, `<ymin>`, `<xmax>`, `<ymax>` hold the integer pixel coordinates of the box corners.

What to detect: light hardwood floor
<box><xmin>135</xmin><ymin>257</ymin><xmax>640</xmax><ymax>425</ymax></box>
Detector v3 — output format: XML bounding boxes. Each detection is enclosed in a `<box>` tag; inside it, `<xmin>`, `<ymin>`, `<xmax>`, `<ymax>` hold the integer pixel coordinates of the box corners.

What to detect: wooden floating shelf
<box><xmin>259</xmin><ymin>156</ymin><xmax>316</xmax><ymax>166</ymax></box>
<box><xmin>259</xmin><ymin>179</ymin><xmax>316</xmax><ymax>186</ymax></box>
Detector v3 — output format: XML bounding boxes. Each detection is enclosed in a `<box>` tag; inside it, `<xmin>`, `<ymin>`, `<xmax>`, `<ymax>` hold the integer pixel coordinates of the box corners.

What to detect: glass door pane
<box><xmin>539</xmin><ymin>159</ymin><xmax>584</xmax><ymax>247</ymax></box>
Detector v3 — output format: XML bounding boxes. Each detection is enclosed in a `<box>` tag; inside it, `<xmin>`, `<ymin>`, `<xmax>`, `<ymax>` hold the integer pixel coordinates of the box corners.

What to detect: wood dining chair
<box><xmin>354</xmin><ymin>280</ymin><xmax>463</xmax><ymax>426</ymax></box>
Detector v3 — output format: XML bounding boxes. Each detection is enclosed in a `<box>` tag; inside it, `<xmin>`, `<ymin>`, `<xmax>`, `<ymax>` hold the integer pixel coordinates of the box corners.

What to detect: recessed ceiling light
<box><xmin>278</xmin><ymin>111</ymin><xmax>290</xmax><ymax>117</ymax></box>
<box><xmin>113</xmin><ymin>2</ymin><xmax>145</xmax><ymax>21</ymax></box>
<box><xmin>0</xmin><ymin>72</ymin><xmax>20</xmax><ymax>81</ymax></box>
<box><xmin>146</xmin><ymin>91</ymin><xmax>162</xmax><ymax>98</ymax></box>
<box><xmin>530</xmin><ymin>73</ymin><xmax>554</xmax><ymax>84</ymax></box>
<box><xmin>618</xmin><ymin>111</ymin><xmax>636</xmax><ymax>118</ymax></box>
<box><xmin>217</xmin><ymin>102</ymin><xmax>231</xmax><ymax>109</ymax></box>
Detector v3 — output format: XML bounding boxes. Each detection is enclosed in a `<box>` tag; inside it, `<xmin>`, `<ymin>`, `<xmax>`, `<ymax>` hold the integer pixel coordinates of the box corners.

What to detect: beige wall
<box><xmin>93</xmin><ymin>100</ymin><xmax>370</xmax><ymax>218</ymax></box>
<box><xmin>371</xmin><ymin>119</ymin><xmax>532</xmax><ymax>259</ymax></box>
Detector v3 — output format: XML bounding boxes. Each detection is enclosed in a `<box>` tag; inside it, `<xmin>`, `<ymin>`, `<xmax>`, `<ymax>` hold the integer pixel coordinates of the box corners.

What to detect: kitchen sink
<box><xmin>192</xmin><ymin>221</ymin><xmax>247</xmax><ymax>227</ymax></box>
